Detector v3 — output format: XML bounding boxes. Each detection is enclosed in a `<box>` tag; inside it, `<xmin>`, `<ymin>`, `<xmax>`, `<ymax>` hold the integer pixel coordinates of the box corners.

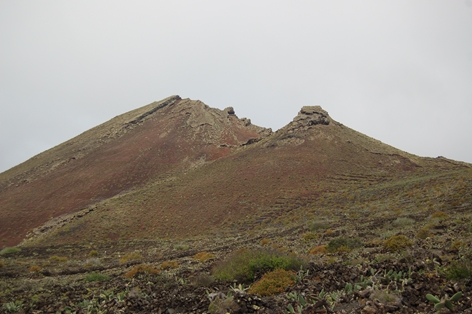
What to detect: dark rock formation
<box><xmin>292</xmin><ymin>106</ymin><xmax>330</xmax><ymax>127</ymax></box>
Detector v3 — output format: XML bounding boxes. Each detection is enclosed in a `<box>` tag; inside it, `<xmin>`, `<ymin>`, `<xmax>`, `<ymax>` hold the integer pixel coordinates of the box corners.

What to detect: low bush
<box><xmin>125</xmin><ymin>264</ymin><xmax>160</xmax><ymax>278</ymax></box>
<box><xmin>301</xmin><ymin>232</ymin><xmax>318</xmax><ymax>241</ymax></box>
<box><xmin>327</xmin><ymin>237</ymin><xmax>362</xmax><ymax>253</ymax></box>
<box><xmin>88</xmin><ymin>250</ymin><xmax>99</xmax><ymax>257</ymax></box>
<box><xmin>160</xmin><ymin>260</ymin><xmax>178</xmax><ymax>270</ymax></box>
<box><xmin>383</xmin><ymin>235</ymin><xmax>412</xmax><ymax>252</ymax></box>
<box><xmin>450</xmin><ymin>240</ymin><xmax>465</xmax><ymax>252</ymax></box>
<box><xmin>309</xmin><ymin>245</ymin><xmax>327</xmax><ymax>255</ymax></box>
<box><xmin>212</xmin><ymin>248</ymin><xmax>306</xmax><ymax>282</ymax></box>
<box><xmin>416</xmin><ymin>227</ymin><xmax>431</xmax><ymax>239</ymax></box>
<box><xmin>49</xmin><ymin>255</ymin><xmax>68</xmax><ymax>263</ymax></box>
<box><xmin>84</xmin><ymin>272</ymin><xmax>110</xmax><ymax>282</ymax></box>
<box><xmin>0</xmin><ymin>247</ymin><xmax>21</xmax><ymax>256</ymax></box>
<box><xmin>0</xmin><ymin>260</ymin><xmax>5</xmax><ymax>268</ymax></box>
<box><xmin>446</xmin><ymin>259</ymin><xmax>472</xmax><ymax>280</ymax></box>
<box><xmin>260</xmin><ymin>238</ymin><xmax>271</xmax><ymax>246</ymax></box>
<box><xmin>248</xmin><ymin>269</ymin><xmax>296</xmax><ymax>296</ymax></box>
<box><xmin>28</xmin><ymin>265</ymin><xmax>42</xmax><ymax>273</ymax></box>
<box><xmin>194</xmin><ymin>252</ymin><xmax>215</xmax><ymax>263</ymax></box>
<box><xmin>431</xmin><ymin>211</ymin><xmax>449</xmax><ymax>220</ymax></box>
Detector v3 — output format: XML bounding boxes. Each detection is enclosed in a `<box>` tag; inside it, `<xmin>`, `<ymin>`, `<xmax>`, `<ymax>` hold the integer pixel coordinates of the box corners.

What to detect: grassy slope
<box><xmin>27</xmin><ymin>115</ymin><xmax>469</xmax><ymax>246</ymax></box>
<box><xmin>0</xmin><ymin>96</ymin><xmax>265</xmax><ymax>247</ymax></box>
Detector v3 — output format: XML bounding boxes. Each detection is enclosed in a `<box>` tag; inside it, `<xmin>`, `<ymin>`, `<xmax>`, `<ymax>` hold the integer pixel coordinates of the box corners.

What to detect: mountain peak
<box><xmin>294</xmin><ymin>105</ymin><xmax>330</xmax><ymax>126</ymax></box>
<box><xmin>279</xmin><ymin>105</ymin><xmax>331</xmax><ymax>134</ymax></box>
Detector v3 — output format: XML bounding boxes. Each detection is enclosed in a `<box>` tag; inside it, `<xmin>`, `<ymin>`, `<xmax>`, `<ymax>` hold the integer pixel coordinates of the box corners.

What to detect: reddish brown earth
<box><xmin>0</xmin><ymin>96</ymin><xmax>468</xmax><ymax>248</ymax></box>
<box><xmin>0</xmin><ymin>96</ymin><xmax>269</xmax><ymax>247</ymax></box>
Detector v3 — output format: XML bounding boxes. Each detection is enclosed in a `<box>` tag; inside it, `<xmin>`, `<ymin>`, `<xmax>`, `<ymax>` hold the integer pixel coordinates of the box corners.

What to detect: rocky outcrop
<box><xmin>292</xmin><ymin>106</ymin><xmax>330</xmax><ymax>127</ymax></box>
<box><xmin>277</xmin><ymin>105</ymin><xmax>331</xmax><ymax>137</ymax></box>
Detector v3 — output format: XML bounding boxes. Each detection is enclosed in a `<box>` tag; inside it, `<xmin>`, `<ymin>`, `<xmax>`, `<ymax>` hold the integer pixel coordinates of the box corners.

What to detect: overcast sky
<box><xmin>1</xmin><ymin>1</ymin><xmax>472</xmax><ymax>173</ymax></box>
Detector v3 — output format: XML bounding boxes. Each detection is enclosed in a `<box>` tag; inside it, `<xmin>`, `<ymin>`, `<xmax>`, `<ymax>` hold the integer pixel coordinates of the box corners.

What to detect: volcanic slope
<box><xmin>0</xmin><ymin>96</ymin><xmax>271</xmax><ymax>247</ymax></box>
<box><xmin>10</xmin><ymin>102</ymin><xmax>469</xmax><ymax>247</ymax></box>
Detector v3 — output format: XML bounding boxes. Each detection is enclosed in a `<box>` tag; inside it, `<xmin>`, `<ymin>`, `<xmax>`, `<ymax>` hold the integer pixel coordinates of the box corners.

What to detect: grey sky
<box><xmin>1</xmin><ymin>1</ymin><xmax>472</xmax><ymax>173</ymax></box>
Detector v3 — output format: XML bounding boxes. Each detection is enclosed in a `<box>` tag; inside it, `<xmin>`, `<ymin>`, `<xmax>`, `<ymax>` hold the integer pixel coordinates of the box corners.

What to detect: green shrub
<box><xmin>248</xmin><ymin>269</ymin><xmax>296</xmax><ymax>296</ymax></box>
<box><xmin>327</xmin><ymin>237</ymin><xmax>362</xmax><ymax>253</ymax></box>
<box><xmin>0</xmin><ymin>247</ymin><xmax>21</xmax><ymax>256</ymax></box>
<box><xmin>446</xmin><ymin>260</ymin><xmax>472</xmax><ymax>280</ymax></box>
<box><xmin>84</xmin><ymin>272</ymin><xmax>110</xmax><ymax>282</ymax></box>
<box><xmin>212</xmin><ymin>248</ymin><xmax>306</xmax><ymax>282</ymax></box>
<box><xmin>88</xmin><ymin>250</ymin><xmax>99</xmax><ymax>257</ymax></box>
<box><xmin>383</xmin><ymin>235</ymin><xmax>412</xmax><ymax>252</ymax></box>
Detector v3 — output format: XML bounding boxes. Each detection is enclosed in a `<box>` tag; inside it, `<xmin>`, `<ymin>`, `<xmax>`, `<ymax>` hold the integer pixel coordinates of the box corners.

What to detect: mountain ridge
<box><xmin>0</xmin><ymin>96</ymin><xmax>469</xmax><ymax>248</ymax></box>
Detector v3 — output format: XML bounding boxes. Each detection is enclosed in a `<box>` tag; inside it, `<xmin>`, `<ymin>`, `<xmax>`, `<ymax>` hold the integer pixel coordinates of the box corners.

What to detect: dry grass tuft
<box><xmin>194</xmin><ymin>252</ymin><xmax>215</xmax><ymax>263</ymax></box>
<box><xmin>248</xmin><ymin>269</ymin><xmax>296</xmax><ymax>296</ymax></box>
<box><xmin>125</xmin><ymin>264</ymin><xmax>160</xmax><ymax>278</ymax></box>
<box><xmin>28</xmin><ymin>265</ymin><xmax>42</xmax><ymax>273</ymax></box>
<box><xmin>309</xmin><ymin>245</ymin><xmax>327</xmax><ymax>255</ymax></box>
<box><xmin>49</xmin><ymin>256</ymin><xmax>68</xmax><ymax>263</ymax></box>
<box><xmin>119</xmin><ymin>252</ymin><xmax>143</xmax><ymax>264</ymax></box>
<box><xmin>383</xmin><ymin>235</ymin><xmax>412</xmax><ymax>252</ymax></box>
<box><xmin>160</xmin><ymin>260</ymin><xmax>179</xmax><ymax>270</ymax></box>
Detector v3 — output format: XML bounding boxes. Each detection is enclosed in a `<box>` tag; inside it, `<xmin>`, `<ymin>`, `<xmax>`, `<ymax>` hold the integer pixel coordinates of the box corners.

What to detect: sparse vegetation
<box><xmin>445</xmin><ymin>259</ymin><xmax>472</xmax><ymax>280</ymax></box>
<box><xmin>49</xmin><ymin>255</ymin><xmax>68</xmax><ymax>262</ymax></box>
<box><xmin>119</xmin><ymin>252</ymin><xmax>143</xmax><ymax>264</ymax></box>
<box><xmin>431</xmin><ymin>211</ymin><xmax>449</xmax><ymax>220</ymax></box>
<box><xmin>208</xmin><ymin>296</ymin><xmax>239</xmax><ymax>314</ymax></box>
<box><xmin>84</xmin><ymin>272</ymin><xmax>110</xmax><ymax>282</ymax></box>
<box><xmin>212</xmin><ymin>248</ymin><xmax>306</xmax><ymax>282</ymax></box>
<box><xmin>309</xmin><ymin>221</ymin><xmax>329</xmax><ymax>231</ymax></box>
<box><xmin>260</xmin><ymin>238</ymin><xmax>271</xmax><ymax>246</ymax></box>
<box><xmin>0</xmin><ymin>247</ymin><xmax>21</xmax><ymax>256</ymax></box>
<box><xmin>301</xmin><ymin>232</ymin><xmax>318</xmax><ymax>241</ymax></box>
<box><xmin>392</xmin><ymin>217</ymin><xmax>415</xmax><ymax>227</ymax></box>
<box><xmin>327</xmin><ymin>237</ymin><xmax>362</xmax><ymax>253</ymax></box>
